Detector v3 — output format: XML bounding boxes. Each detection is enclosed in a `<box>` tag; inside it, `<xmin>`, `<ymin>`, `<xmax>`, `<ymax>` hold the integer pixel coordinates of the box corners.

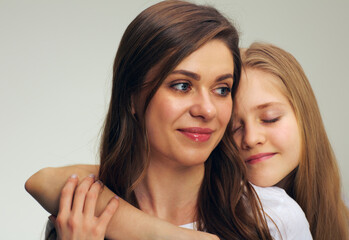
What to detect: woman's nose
<box><xmin>189</xmin><ymin>92</ymin><xmax>217</xmax><ymax>121</ymax></box>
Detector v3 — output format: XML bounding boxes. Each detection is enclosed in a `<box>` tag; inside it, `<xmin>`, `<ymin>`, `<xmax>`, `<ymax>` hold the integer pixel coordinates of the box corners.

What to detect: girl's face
<box><xmin>232</xmin><ymin>68</ymin><xmax>301</xmax><ymax>187</ymax></box>
<box><xmin>144</xmin><ymin>40</ymin><xmax>234</xmax><ymax>168</ymax></box>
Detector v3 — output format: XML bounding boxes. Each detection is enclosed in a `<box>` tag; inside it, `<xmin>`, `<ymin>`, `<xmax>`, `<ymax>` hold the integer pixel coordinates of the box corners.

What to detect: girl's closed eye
<box><xmin>261</xmin><ymin>116</ymin><xmax>280</xmax><ymax>124</ymax></box>
<box><xmin>232</xmin><ymin>122</ymin><xmax>243</xmax><ymax>134</ymax></box>
<box><xmin>259</xmin><ymin>109</ymin><xmax>284</xmax><ymax>124</ymax></box>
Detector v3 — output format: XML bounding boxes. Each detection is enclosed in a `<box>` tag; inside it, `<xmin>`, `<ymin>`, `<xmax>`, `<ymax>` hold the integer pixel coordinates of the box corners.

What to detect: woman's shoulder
<box><xmin>252</xmin><ymin>184</ymin><xmax>313</xmax><ymax>240</ymax></box>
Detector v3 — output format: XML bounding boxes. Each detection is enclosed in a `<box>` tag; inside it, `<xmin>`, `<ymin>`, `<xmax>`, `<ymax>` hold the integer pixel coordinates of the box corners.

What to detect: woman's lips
<box><xmin>178</xmin><ymin>127</ymin><xmax>213</xmax><ymax>142</ymax></box>
<box><xmin>245</xmin><ymin>152</ymin><xmax>276</xmax><ymax>164</ymax></box>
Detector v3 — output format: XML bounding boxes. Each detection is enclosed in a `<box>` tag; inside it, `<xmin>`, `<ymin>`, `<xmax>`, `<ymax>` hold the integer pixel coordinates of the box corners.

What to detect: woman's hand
<box><xmin>52</xmin><ymin>174</ymin><xmax>119</xmax><ymax>240</ymax></box>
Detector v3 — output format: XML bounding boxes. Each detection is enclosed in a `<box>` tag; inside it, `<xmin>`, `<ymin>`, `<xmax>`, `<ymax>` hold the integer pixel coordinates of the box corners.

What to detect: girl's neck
<box><xmin>134</xmin><ymin>158</ymin><xmax>205</xmax><ymax>226</ymax></box>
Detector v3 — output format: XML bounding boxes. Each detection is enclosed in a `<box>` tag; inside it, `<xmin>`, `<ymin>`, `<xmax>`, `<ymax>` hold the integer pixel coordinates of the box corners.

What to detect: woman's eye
<box><xmin>214</xmin><ymin>87</ymin><xmax>231</xmax><ymax>96</ymax></box>
<box><xmin>171</xmin><ymin>82</ymin><xmax>191</xmax><ymax>92</ymax></box>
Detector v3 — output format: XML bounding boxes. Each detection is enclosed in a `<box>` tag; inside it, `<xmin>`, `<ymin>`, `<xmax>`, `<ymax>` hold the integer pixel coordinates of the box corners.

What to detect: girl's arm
<box><xmin>25</xmin><ymin>165</ymin><xmax>219</xmax><ymax>240</ymax></box>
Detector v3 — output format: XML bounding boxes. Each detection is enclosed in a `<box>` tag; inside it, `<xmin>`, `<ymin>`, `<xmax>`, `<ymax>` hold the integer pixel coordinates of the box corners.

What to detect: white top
<box><xmin>180</xmin><ymin>185</ymin><xmax>313</xmax><ymax>240</ymax></box>
<box><xmin>180</xmin><ymin>222</ymin><xmax>195</xmax><ymax>229</ymax></box>
<box><xmin>253</xmin><ymin>184</ymin><xmax>312</xmax><ymax>240</ymax></box>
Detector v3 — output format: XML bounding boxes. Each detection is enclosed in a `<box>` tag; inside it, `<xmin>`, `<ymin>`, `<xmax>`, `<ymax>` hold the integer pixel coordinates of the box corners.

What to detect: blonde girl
<box><xmin>233</xmin><ymin>42</ymin><xmax>349</xmax><ymax>239</ymax></box>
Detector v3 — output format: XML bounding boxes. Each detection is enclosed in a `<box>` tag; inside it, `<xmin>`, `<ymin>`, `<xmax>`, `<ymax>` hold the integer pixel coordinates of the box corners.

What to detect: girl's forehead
<box><xmin>234</xmin><ymin>68</ymin><xmax>291</xmax><ymax>112</ymax></box>
<box><xmin>240</xmin><ymin>68</ymin><xmax>285</xmax><ymax>95</ymax></box>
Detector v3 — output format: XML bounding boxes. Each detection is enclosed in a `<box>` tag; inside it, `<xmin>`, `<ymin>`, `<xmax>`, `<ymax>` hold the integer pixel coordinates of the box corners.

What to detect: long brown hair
<box><xmin>99</xmin><ymin>1</ymin><xmax>272</xmax><ymax>239</ymax></box>
<box><xmin>242</xmin><ymin>42</ymin><xmax>349</xmax><ymax>239</ymax></box>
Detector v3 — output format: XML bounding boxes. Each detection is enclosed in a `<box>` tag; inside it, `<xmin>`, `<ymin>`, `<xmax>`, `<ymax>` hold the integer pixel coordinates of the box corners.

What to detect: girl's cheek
<box><xmin>269</xmin><ymin>119</ymin><xmax>298</xmax><ymax>144</ymax></box>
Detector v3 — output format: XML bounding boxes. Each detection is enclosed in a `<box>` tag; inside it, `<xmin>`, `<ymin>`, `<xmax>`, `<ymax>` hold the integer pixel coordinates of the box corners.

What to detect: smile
<box><xmin>177</xmin><ymin>127</ymin><xmax>213</xmax><ymax>142</ymax></box>
<box><xmin>245</xmin><ymin>152</ymin><xmax>276</xmax><ymax>164</ymax></box>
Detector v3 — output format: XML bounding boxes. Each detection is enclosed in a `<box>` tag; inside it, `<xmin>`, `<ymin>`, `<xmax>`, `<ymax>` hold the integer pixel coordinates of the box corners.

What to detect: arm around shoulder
<box><xmin>25</xmin><ymin>165</ymin><xmax>219</xmax><ymax>240</ymax></box>
<box><xmin>25</xmin><ymin>164</ymin><xmax>99</xmax><ymax>215</ymax></box>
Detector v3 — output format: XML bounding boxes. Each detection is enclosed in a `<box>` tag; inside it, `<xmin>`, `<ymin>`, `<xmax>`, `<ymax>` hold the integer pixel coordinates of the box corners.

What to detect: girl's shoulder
<box><xmin>252</xmin><ymin>184</ymin><xmax>313</xmax><ymax>240</ymax></box>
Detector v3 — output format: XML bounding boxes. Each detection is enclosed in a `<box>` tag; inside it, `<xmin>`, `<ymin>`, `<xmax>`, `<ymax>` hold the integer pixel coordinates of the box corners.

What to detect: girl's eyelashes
<box><xmin>260</xmin><ymin>110</ymin><xmax>284</xmax><ymax>124</ymax></box>
<box><xmin>232</xmin><ymin>116</ymin><xmax>280</xmax><ymax>133</ymax></box>
<box><xmin>232</xmin><ymin>120</ymin><xmax>243</xmax><ymax>134</ymax></box>
<box><xmin>261</xmin><ymin>117</ymin><xmax>280</xmax><ymax>123</ymax></box>
<box><xmin>232</xmin><ymin>125</ymin><xmax>242</xmax><ymax>134</ymax></box>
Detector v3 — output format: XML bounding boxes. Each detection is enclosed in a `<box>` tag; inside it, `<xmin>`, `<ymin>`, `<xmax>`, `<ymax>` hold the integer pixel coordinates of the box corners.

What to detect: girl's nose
<box><xmin>241</xmin><ymin>123</ymin><xmax>266</xmax><ymax>150</ymax></box>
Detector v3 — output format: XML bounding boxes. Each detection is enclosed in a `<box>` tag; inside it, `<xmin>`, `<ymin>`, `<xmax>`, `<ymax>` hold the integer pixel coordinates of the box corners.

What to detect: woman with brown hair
<box><xmin>25</xmin><ymin>1</ymin><xmax>279</xmax><ymax>239</ymax></box>
<box><xmin>233</xmin><ymin>42</ymin><xmax>349</xmax><ymax>239</ymax></box>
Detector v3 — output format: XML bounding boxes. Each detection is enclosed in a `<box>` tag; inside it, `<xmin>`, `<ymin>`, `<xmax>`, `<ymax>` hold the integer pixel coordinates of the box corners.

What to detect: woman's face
<box><xmin>232</xmin><ymin>68</ymin><xmax>301</xmax><ymax>187</ymax></box>
<box><xmin>144</xmin><ymin>40</ymin><xmax>235</xmax><ymax>168</ymax></box>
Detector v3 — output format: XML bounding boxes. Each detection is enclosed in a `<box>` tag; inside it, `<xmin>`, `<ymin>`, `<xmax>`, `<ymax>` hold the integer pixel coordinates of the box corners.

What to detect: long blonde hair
<box><xmin>241</xmin><ymin>42</ymin><xmax>349</xmax><ymax>240</ymax></box>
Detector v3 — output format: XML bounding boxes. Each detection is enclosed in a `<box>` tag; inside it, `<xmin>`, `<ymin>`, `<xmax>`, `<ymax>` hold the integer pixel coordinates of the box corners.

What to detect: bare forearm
<box><xmin>97</xmin><ymin>188</ymin><xmax>218</xmax><ymax>240</ymax></box>
<box><xmin>25</xmin><ymin>165</ymin><xmax>218</xmax><ymax>240</ymax></box>
<box><xmin>99</xmin><ymin>191</ymin><xmax>219</xmax><ymax>240</ymax></box>
<box><xmin>25</xmin><ymin>165</ymin><xmax>98</xmax><ymax>215</ymax></box>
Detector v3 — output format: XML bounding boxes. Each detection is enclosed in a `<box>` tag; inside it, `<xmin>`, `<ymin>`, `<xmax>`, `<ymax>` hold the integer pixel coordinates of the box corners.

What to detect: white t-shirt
<box><xmin>180</xmin><ymin>185</ymin><xmax>313</xmax><ymax>240</ymax></box>
<box><xmin>252</xmin><ymin>185</ymin><xmax>312</xmax><ymax>240</ymax></box>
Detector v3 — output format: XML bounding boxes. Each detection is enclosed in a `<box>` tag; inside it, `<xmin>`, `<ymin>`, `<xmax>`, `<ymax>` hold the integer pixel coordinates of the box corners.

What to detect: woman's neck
<box><xmin>134</xmin><ymin>158</ymin><xmax>205</xmax><ymax>226</ymax></box>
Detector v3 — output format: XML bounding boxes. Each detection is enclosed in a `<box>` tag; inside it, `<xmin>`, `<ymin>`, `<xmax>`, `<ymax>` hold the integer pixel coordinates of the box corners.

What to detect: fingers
<box><xmin>56</xmin><ymin>174</ymin><xmax>118</xmax><ymax>240</ymax></box>
<box><xmin>58</xmin><ymin>174</ymin><xmax>79</xmax><ymax>217</ymax></box>
<box><xmin>71</xmin><ymin>174</ymin><xmax>95</xmax><ymax>214</ymax></box>
<box><xmin>97</xmin><ymin>196</ymin><xmax>119</xmax><ymax>228</ymax></box>
<box><xmin>83</xmin><ymin>180</ymin><xmax>103</xmax><ymax>217</ymax></box>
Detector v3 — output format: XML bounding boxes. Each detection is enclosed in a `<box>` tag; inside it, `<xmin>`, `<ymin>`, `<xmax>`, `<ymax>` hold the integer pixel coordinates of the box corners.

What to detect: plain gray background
<box><xmin>1</xmin><ymin>0</ymin><xmax>348</xmax><ymax>239</ymax></box>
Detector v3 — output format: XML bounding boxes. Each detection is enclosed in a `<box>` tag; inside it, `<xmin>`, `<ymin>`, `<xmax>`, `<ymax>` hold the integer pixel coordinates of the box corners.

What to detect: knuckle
<box><xmin>55</xmin><ymin>216</ymin><xmax>65</xmax><ymax>229</ymax></box>
<box><xmin>92</xmin><ymin>225</ymin><xmax>104</xmax><ymax>237</ymax></box>
<box><xmin>67</xmin><ymin>216</ymin><xmax>78</xmax><ymax>230</ymax></box>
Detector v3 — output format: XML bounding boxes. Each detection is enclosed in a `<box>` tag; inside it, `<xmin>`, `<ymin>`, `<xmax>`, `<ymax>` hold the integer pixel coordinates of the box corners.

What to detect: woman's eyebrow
<box><xmin>171</xmin><ymin>70</ymin><xmax>200</xmax><ymax>80</ymax></box>
<box><xmin>170</xmin><ymin>70</ymin><xmax>233</xmax><ymax>82</ymax></box>
<box><xmin>216</xmin><ymin>73</ymin><xmax>233</xmax><ymax>82</ymax></box>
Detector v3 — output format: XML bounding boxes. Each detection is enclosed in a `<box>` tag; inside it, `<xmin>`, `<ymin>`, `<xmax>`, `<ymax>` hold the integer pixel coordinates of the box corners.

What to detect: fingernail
<box><xmin>114</xmin><ymin>195</ymin><xmax>119</xmax><ymax>200</ymax></box>
<box><xmin>96</xmin><ymin>180</ymin><xmax>103</xmax><ymax>186</ymax></box>
<box><xmin>88</xmin><ymin>174</ymin><xmax>95</xmax><ymax>179</ymax></box>
<box><xmin>70</xmin><ymin>174</ymin><xmax>78</xmax><ymax>179</ymax></box>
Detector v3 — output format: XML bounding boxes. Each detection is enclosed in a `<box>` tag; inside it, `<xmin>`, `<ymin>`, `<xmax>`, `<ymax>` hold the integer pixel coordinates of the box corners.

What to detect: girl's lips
<box><xmin>178</xmin><ymin>128</ymin><xmax>213</xmax><ymax>142</ymax></box>
<box><xmin>245</xmin><ymin>152</ymin><xmax>276</xmax><ymax>164</ymax></box>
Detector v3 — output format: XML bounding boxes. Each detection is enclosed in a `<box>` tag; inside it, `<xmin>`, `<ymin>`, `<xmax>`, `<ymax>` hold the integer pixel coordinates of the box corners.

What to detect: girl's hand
<box><xmin>52</xmin><ymin>174</ymin><xmax>119</xmax><ymax>240</ymax></box>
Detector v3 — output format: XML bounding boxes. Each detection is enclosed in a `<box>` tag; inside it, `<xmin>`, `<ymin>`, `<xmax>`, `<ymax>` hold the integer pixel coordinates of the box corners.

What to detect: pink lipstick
<box><xmin>245</xmin><ymin>152</ymin><xmax>276</xmax><ymax>164</ymax></box>
<box><xmin>178</xmin><ymin>127</ymin><xmax>213</xmax><ymax>142</ymax></box>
